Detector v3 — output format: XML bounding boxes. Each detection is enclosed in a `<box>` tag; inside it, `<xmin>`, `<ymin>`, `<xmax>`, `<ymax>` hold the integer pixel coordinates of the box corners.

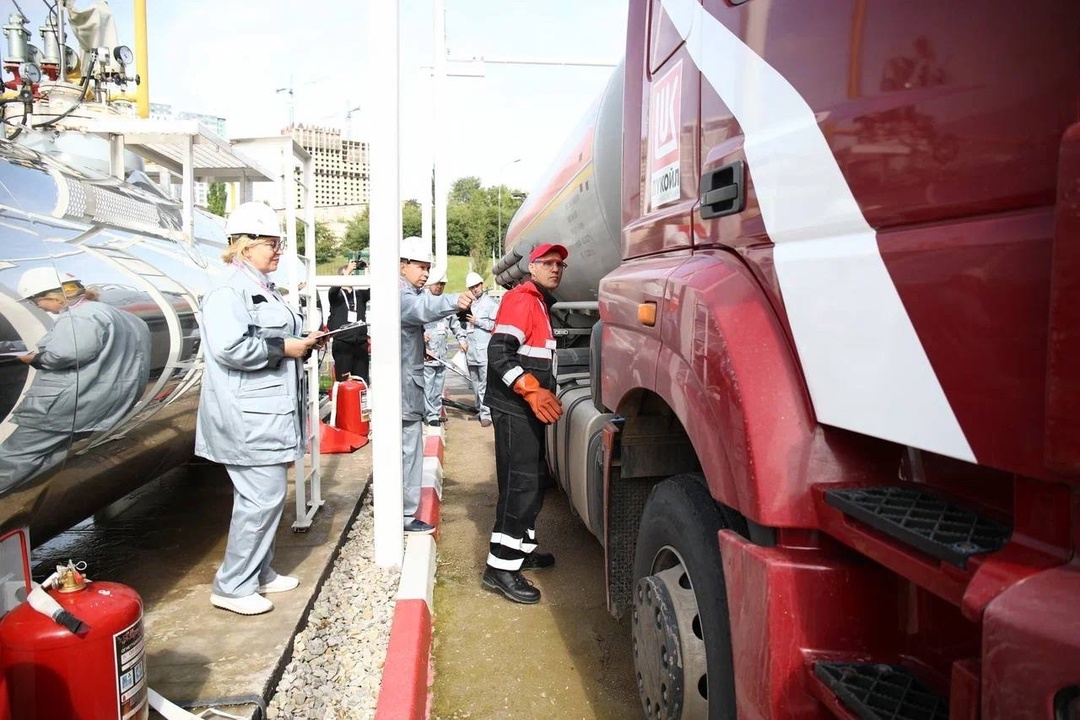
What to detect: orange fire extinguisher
<box><xmin>0</xmin><ymin>562</ymin><xmax>148</xmax><ymax>720</ymax></box>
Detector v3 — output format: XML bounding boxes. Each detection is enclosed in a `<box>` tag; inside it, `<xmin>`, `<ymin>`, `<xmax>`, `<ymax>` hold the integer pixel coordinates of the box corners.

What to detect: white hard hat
<box><xmin>425</xmin><ymin>270</ymin><xmax>448</xmax><ymax>286</ymax></box>
<box><xmin>17</xmin><ymin>266</ymin><xmax>63</xmax><ymax>299</ymax></box>
<box><xmin>465</xmin><ymin>272</ymin><xmax>484</xmax><ymax>288</ymax></box>
<box><xmin>225</xmin><ymin>202</ymin><xmax>281</xmax><ymax>239</ymax></box>
<box><xmin>399</xmin><ymin>236</ymin><xmax>432</xmax><ymax>264</ymax></box>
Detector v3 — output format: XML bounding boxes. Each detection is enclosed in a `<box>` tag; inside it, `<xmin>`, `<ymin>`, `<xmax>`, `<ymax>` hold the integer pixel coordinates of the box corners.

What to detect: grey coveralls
<box><xmin>0</xmin><ymin>298</ymin><xmax>151</xmax><ymax>495</ymax></box>
<box><xmin>422</xmin><ymin>313</ymin><xmax>464</xmax><ymax>423</ymax></box>
<box><xmin>400</xmin><ymin>277</ymin><xmax>462</xmax><ymax>522</ymax></box>
<box><xmin>195</xmin><ymin>262</ymin><xmax>305</xmax><ymax>599</ymax></box>
<box><xmin>463</xmin><ymin>292</ymin><xmax>499</xmax><ymax>423</ymax></box>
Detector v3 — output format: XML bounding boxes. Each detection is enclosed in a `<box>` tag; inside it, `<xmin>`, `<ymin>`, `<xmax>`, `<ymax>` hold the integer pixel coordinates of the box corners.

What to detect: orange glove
<box><xmin>513</xmin><ymin>373</ymin><xmax>563</xmax><ymax>424</ymax></box>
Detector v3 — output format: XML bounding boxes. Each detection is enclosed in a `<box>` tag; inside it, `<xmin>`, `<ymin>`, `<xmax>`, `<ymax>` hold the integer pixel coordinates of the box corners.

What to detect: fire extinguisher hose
<box><xmin>25</xmin><ymin>572</ymin><xmax>88</xmax><ymax>636</ymax></box>
<box><xmin>147</xmin><ymin>689</ymin><xmax>204</xmax><ymax>719</ymax></box>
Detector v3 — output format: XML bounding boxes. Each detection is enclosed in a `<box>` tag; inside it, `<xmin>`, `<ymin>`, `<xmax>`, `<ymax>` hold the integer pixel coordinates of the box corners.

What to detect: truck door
<box><xmin>625</xmin><ymin>0</ymin><xmax>701</xmax><ymax>259</ymax></box>
<box><xmin>686</xmin><ymin>0</ymin><xmax>1079</xmax><ymax>476</ymax></box>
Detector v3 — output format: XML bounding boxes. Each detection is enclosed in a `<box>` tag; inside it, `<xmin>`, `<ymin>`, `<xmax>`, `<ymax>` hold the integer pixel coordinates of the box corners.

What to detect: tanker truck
<box><xmin>496</xmin><ymin>2</ymin><xmax>1080</xmax><ymax>718</ymax></box>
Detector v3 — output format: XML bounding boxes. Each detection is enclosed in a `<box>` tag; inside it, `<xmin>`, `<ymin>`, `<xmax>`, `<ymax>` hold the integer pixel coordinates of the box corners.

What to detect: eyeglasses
<box><xmin>245</xmin><ymin>235</ymin><xmax>283</xmax><ymax>252</ymax></box>
<box><xmin>533</xmin><ymin>260</ymin><xmax>567</xmax><ymax>270</ymax></box>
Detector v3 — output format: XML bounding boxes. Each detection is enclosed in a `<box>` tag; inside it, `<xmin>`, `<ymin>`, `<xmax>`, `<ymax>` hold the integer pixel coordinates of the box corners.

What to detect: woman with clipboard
<box><xmin>327</xmin><ymin>260</ymin><xmax>370</xmax><ymax>382</ymax></box>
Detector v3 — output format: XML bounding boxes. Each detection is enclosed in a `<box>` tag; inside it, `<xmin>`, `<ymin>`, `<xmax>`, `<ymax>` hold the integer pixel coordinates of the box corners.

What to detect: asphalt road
<box><xmin>430</xmin><ymin>376</ymin><xmax>640</xmax><ymax>720</ymax></box>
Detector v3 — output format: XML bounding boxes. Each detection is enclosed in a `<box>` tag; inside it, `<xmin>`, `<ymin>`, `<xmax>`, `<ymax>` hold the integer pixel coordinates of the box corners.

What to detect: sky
<box><xmin>45</xmin><ymin>0</ymin><xmax>628</xmax><ymax>199</ymax></box>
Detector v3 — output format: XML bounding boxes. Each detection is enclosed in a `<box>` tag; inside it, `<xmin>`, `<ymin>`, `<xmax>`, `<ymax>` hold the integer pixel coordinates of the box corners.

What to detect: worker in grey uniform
<box><xmin>422</xmin><ymin>271</ymin><xmax>465</xmax><ymax>426</ymax></box>
<box><xmin>0</xmin><ymin>268</ymin><xmax>151</xmax><ymax>495</ymax></box>
<box><xmin>195</xmin><ymin>202</ymin><xmax>323</xmax><ymax>616</ymax></box>
<box><xmin>399</xmin><ymin>237</ymin><xmax>472</xmax><ymax>533</ymax></box>
<box><xmin>461</xmin><ymin>271</ymin><xmax>499</xmax><ymax>428</ymax></box>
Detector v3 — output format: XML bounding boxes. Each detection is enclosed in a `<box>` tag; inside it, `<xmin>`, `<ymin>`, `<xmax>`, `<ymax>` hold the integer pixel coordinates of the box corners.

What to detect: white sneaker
<box><xmin>258</xmin><ymin>575</ymin><xmax>300</xmax><ymax>594</ymax></box>
<box><xmin>210</xmin><ymin>593</ymin><xmax>273</xmax><ymax>616</ymax></box>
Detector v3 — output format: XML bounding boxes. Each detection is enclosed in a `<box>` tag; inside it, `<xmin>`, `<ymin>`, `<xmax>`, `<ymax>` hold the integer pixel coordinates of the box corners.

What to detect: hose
<box><xmin>33</xmin><ymin>54</ymin><xmax>95</xmax><ymax>130</ymax></box>
<box><xmin>25</xmin><ymin>570</ymin><xmax>88</xmax><ymax>636</ymax></box>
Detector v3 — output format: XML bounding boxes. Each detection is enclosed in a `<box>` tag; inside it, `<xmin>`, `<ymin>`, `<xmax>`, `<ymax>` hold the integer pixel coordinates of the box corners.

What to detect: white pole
<box><xmin>369</xmin><ymin>0</ymin><xmax>405</xmax><ymax>567</ymax></box>
<box><xmin>421</xmin><ymin>193</ymin><xmax>433</xmax><ymax>256</ymax></box>
<box><xmin>433</xmin><ymin>0</ymin><xmax>448</xmax><ymax>272</ymax></box>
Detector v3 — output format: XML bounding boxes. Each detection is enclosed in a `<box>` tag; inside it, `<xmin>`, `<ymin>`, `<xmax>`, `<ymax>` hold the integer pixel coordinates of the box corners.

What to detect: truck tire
<box><xmin>631</xmin><ymin>474</ymin><xmax>736</xmax><ymax>720</ymax></box>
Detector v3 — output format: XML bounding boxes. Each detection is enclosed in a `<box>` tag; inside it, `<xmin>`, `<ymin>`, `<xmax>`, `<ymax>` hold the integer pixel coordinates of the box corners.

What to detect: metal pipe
<box><xmin>134</xmin><ymin>0</ymin><xmax>149</xmax><ymax>117</ymax></box>
<box><xmin>369</xmin><ymin>0</ymin><xmax>404</xmax><ymax>568</ymax></box>
<box><xmin>551</xmin><ymin>301</ymin><xmax>600</xmax><ymax>312</ymax></box>
<box><xmin>433</xmin><ymin>0</ymin><xmax>447</xmax><ymax>272</ymax></box>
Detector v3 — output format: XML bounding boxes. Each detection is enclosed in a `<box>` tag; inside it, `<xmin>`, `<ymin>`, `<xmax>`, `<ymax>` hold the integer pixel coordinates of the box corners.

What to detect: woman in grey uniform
<box><xmin>0</xmin><ymin>269</ymin><xmax>151</xmax><ymax>495</ymax></box>
<box><xmin>195</xmin><ymin>202</ymin><xmax>322</xmax><ymax>616</ymax></box>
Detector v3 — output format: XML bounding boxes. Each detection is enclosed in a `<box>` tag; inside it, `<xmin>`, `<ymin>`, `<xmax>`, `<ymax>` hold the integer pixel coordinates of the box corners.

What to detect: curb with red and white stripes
<box><xmin>373</xmin><ymin>427</ymin><xmax>444</xmax><ymax>720</ymax></box>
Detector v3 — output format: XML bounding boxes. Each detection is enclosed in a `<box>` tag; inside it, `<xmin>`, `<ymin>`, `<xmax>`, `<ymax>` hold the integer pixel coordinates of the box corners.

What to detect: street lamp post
<box><xmin>497</xmin><ymin>158</ymin><xmax>522</xmax><ymax>259</ymax></box>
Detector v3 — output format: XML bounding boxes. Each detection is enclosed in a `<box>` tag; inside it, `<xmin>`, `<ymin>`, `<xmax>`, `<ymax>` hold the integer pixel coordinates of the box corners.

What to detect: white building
<box><xmin>285</xmin><ymin>125</ymin><xmax>370</xmax><ymax>223</ymax></box>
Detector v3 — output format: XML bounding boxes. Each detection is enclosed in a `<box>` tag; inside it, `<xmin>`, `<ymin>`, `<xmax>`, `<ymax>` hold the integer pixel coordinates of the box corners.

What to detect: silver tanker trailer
<box><xmin>494</xmin><ymin>63</ymin><xmax>624</xmax><ymax>539</ymax></box>
<box><xmin>0</xmin><ymin>137</ymin><xmax>229</xmax><ymax>544</ymax></box>
<box><xmin>0</xmin><ymin>2</ymin><xmax>319</xmax><ymax>555</ymax></box>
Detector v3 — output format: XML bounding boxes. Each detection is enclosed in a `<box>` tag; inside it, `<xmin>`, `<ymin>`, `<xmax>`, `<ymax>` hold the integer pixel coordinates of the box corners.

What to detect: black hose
<box><xmin>33</xmin><ymin>54</ymin><xmax>95</xmax><ymax>130</ymax></box>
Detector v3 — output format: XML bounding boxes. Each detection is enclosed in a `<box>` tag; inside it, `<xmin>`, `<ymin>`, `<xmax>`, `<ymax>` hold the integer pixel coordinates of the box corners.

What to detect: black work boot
<box><xmin>482</xmin><ymin>567</ymin><xmax>540</xmax><ymax>604</ymax></box>
<box><xmin>520</xmin><ymin>552</ymin><xmax>555</xmax><ymax>571</ymax></box>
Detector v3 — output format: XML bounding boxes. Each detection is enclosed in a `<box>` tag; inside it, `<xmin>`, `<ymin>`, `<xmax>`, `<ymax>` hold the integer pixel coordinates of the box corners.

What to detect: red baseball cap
<box><xmin>528</xmin><ymin>243</ymin><xmax>568</xmax><ymax>262</ymax></box>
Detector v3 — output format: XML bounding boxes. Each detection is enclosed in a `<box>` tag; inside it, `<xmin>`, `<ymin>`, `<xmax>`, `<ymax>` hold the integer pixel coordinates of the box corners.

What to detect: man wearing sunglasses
<box><xmin>481</xmin><ymin>243</ymin><xmax>568</xmax><ymax>604</ymax></box>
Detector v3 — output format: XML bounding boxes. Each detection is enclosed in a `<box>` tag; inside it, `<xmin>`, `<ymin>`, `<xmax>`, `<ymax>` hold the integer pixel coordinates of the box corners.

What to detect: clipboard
<box><xmin>315</xmin><ymin>321</ymin><xmax>367</xmax><ymax>339</ymax></box>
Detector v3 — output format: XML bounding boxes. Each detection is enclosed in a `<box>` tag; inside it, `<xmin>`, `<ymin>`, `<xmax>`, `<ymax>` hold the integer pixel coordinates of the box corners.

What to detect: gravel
<box><xmin>266</xmin><ymin>495</ymin><xmax>400</xmax><ymax>720</ymax></box>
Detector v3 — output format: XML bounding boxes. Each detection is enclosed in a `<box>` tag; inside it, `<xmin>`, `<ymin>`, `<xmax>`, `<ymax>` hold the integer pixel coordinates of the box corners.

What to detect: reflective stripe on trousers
<box><xmin>487</xmin><ymin>409</ymin><xmax>547</xmax><ymax>571</ymax></box>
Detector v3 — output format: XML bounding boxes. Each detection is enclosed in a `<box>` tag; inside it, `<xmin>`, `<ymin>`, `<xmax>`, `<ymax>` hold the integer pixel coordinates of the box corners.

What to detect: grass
<box><xmin>316</xmin><ymin>255</ymin><xmax>491</xmax><ymax>294</ymax></box>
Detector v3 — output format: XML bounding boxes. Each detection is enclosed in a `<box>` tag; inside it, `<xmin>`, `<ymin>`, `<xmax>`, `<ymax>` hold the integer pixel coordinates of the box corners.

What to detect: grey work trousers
<box><xmin>401</xmin><ymin>418</ymin><xmax>423</xmax><ymax>521</ymax></box>
<box><xmin>469</xmin><ymin>363</ymin><xmax>490</xmax><ymax>421</ymax></box>
<box><xmin>422</xmin><ymin>364</ymin><xmax>445</xmax><ymax>423</ymax></box>
<box><xmin>213</xmin><ymin>463</ymin><xmax>287</xmax><ymax>598</ymax></box>
<box><xmin>0</xmin><ymin>425</ymin><xmax>74</xmax><ymax>495</ymax></box>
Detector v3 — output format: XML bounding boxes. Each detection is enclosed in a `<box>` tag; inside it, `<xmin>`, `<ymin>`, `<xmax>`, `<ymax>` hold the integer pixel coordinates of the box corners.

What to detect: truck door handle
<box><xmin>699</xmin><ymin>161</ymin><xmax>745</xmax><ymax>219</ymax></box>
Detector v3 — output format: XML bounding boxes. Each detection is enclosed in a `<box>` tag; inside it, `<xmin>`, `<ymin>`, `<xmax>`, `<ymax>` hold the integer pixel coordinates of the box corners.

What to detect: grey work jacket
<box><xmin>423</xmin><ymin>312</ymin><xmax>464</xmax><ymax>367</ymax></box>
<box><xmin>195</xmin><ymin>262</ymin><xmax>306</xmax><ymax>466</ymax></box>
<box><xmin>15</xmin><ymin>299</ymin><xmax>151</xmax><ymax>432</ymax></box>
<box><xmin>400</xmin><ymin>277</ymin><xmax>461</xmax><ymax>421</ymax></box>
<box><xmin>463</xmin><ymin>292</ymin><xmax>498</xmax><ymax>366</ymax></box>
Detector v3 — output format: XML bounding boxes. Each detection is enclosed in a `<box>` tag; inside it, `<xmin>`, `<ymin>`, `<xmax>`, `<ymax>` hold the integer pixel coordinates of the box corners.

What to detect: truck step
<box><xmin>823</xmin><ymin>486</ymin><xmax>1010</xmax><ymax>568</ymax></box>
<box><xmin>813</xmin><ymin>662</ymin><xmax>948</xmax><ymax>720</ymax></box>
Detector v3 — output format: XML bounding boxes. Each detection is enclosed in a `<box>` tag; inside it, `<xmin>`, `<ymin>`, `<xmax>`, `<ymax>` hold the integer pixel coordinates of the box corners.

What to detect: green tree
<box><xmin>402</xmin><ymin>199</ymin><xmax>423</xmax><ymax>238</ymax></box>
<box><xmin>449</xmin><ymin>176</ymin><xmax>483</xmax><ymax>205</ymax></box>
<box><xmin>296</xmin><ymin>219</ymin><xmax>341</xmax><ymax>264</ymax></box>
<box><xmin>343</xmin><ymin>200</ymin><xmax>429</xmax><ymax>254</ymax></box>
<box><xmin>207</xmin><ymin>182</ymin><xmax>227</xmax><ymax>217</ymax></box>
<box><xmin>344</xmin><ymin>207</ymin><xmax>369</xmax><ymax>252</ymax></box>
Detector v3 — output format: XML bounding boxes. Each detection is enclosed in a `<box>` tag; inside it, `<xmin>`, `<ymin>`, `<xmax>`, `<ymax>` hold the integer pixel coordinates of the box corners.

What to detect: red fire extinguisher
<box><xmin>335</xmin><ymin>377</ymin><xmax>370</xmax><ymax>438</ymax></box>
<box><xmin>0</xmin><ymin>562</ymin><xmax>148</xmax><ymax>720</ymax></box>
<box><xmin>0</xmin><ymin>670</ymin><xmax>11</xmax><ymax>720</ymax></box>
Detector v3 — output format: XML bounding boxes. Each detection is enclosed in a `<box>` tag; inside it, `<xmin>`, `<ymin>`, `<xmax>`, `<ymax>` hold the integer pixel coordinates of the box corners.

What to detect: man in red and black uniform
<box><xmin>482</xmin><ymin>243</ymin><xmax>568</xmax><ymax>604</ymax></box>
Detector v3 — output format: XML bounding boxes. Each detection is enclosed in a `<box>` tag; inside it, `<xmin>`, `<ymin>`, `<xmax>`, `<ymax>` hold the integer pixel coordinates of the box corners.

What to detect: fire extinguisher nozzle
<box><xmin>53</xmin><ymin>609</ymin><xmax>88</xmax><ymax>636</ymax></box>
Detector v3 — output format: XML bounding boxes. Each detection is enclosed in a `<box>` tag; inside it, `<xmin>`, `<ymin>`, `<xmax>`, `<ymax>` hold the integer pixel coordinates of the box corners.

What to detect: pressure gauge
<box><xmin>18</xmin><ymin>62</ymin><xmax>41</xmax><ymax>84</ymax></box>
<box><xmin>113</xmin><ymin>45</ymin><xmax>134</xmax><ymax>65</ymax></box>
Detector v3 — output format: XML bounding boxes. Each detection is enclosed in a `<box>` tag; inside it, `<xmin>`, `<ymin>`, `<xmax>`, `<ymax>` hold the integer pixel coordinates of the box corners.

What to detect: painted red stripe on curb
<box><xmin>417</xmin><ymin>487</ymin><xmax>441</xmax><ymax>538</ymax></box>
<box><xmin>423</xmin><ymin>434</ymin><xmax>444</xmax><ymax>463</ymax></box>
<box><xmin>374</xmin><ymin>599</ymin><xmax>432</xmax><ymax>720</ymax></box>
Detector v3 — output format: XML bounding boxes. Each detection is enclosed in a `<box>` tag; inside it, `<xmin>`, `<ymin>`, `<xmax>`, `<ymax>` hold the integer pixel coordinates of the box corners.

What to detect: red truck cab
<box><xmin>500</xmin><ymin>2</ymin><xmax>1080</xmax><ymax>718</ymax></box>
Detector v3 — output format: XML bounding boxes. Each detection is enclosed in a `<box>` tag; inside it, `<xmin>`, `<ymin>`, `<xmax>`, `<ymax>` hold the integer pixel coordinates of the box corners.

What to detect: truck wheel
<box><xmin>631</xmin><ymin>474</ymin><xmax>736</xmax><ymax>720</ymax></box>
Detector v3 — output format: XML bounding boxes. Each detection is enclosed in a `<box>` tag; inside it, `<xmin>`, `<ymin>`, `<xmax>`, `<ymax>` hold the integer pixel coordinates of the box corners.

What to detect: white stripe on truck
<box><xmin>659</xmin><ymin>0</ymin><xmax>974</xmax><ymax>461</ymax></box>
